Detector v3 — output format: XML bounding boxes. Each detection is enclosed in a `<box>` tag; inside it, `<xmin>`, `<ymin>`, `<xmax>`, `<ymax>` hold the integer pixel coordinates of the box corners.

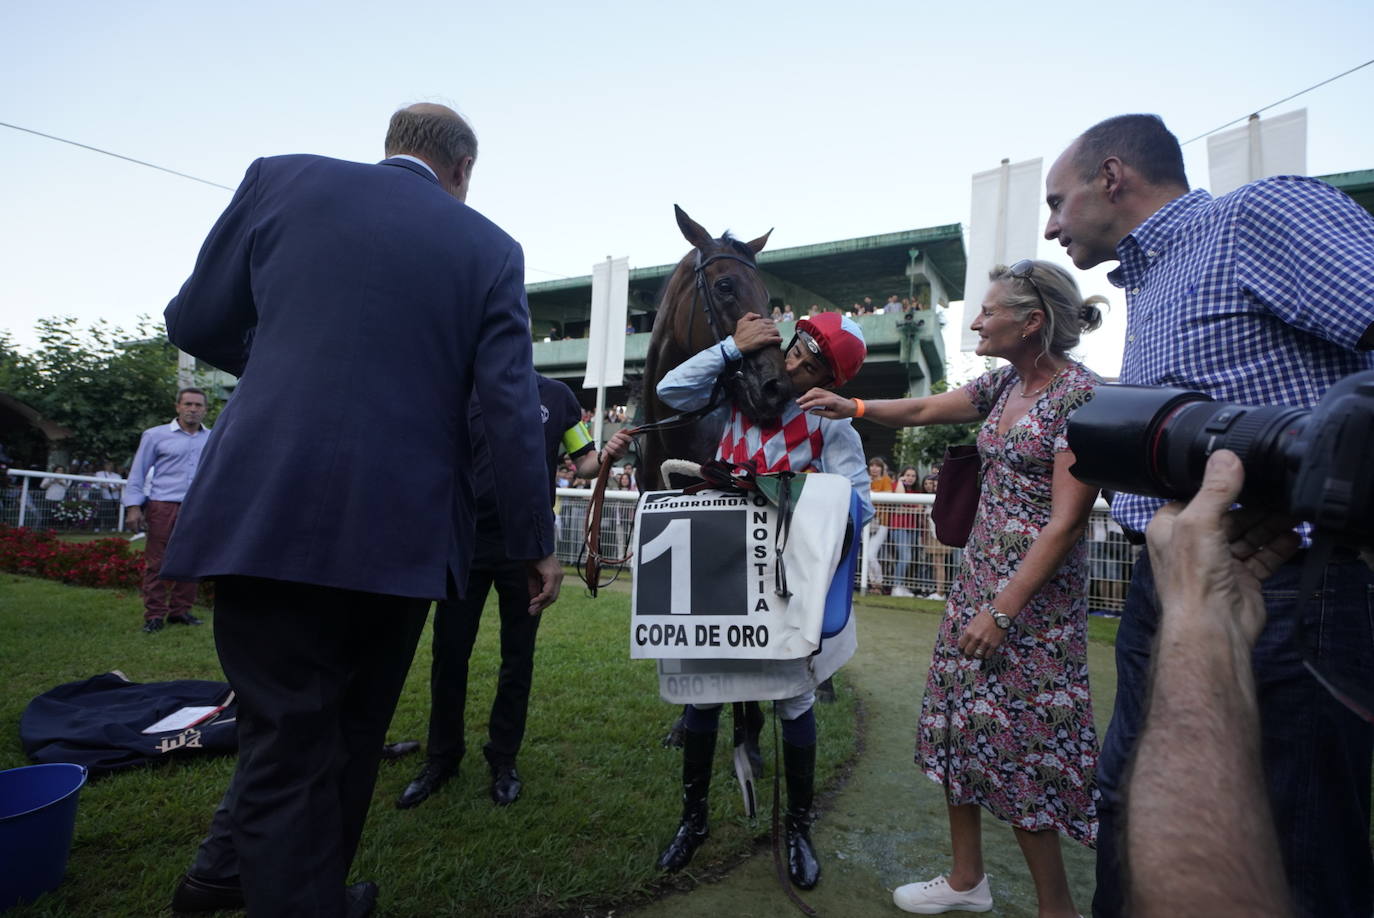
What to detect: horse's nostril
<box><xmin>762</xmin><ymin>380</ymin><xmax>780</xmax><ymax>396</ymax></box>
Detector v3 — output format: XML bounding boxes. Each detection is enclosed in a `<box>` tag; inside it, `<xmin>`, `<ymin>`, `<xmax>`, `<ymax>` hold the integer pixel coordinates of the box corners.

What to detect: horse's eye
<box><xmin>714</xmin><ymin>277</ymin><xmax>735</xmax><ymax>295</ymax></box>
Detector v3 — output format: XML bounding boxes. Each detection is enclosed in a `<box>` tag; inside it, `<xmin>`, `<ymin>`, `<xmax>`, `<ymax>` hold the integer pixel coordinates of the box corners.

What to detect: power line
<box><xmin>525</xmin><ymin>265</ymin><xmax>575</xmax><ymax>279</ymax></box>
<box><xmin>1181</xmin><ymin>57</ymin><xmax>1374</xmax><ymax>145</ymax></box>
<box><xmin>4</xmin><ymin>119</ymin><xmax>588</xmax><ymax>282</ymax></box>
<box><xmin>0</xmin><ymin>120</ymin><xmax>235</xmax><ymax>191</ymax></box>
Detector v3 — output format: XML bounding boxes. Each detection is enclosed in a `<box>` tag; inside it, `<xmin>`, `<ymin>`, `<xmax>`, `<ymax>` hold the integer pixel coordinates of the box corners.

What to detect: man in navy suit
<box><xmin>159</xmin><ymin>103</ymin><xmax>560</xmax><ymax>918</ymax></box>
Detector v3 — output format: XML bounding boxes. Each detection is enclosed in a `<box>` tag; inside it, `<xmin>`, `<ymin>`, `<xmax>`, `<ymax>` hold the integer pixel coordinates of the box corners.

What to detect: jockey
<box><xmin>653</xmin><ymin>309</ymin><xmax>872</xmax><ymax>890</ymax></box>
<box><xmin>658</xmin><ymin>311</ymin><xmax>871</xmax><ymax>509</ymax></box>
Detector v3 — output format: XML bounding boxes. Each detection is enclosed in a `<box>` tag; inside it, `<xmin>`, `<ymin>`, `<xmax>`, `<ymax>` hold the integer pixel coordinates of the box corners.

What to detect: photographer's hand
<box><xmin>1128</xmin><ymin>450</ymin><xmax>1298</xmax><ymax>918</ymax></box>
<box><xmin>1146</xmin><ymin>449</ymin><xmax>1299</xmax><ymax>648</ymax></box>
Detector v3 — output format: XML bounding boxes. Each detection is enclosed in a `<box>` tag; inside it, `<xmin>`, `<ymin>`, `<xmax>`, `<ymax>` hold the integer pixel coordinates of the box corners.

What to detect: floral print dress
<box><xmin>916</xmin><ymin>362</ymin><xmax>1100</xmax><ymax>846</ymax></box>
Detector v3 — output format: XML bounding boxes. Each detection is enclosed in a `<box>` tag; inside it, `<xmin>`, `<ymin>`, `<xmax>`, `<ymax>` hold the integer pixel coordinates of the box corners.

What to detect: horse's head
<box><xmin>668</xmin><ymin>205</ymin><xmax>792</xmax><ymax>422</ymax></box>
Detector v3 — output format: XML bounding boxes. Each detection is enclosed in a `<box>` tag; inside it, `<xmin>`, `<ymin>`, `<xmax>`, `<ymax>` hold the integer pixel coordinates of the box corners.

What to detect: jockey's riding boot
<box><xmin>783</xmin><ymin>739</ymin><xmax>821</xmax><ymax>889</ymax></box>
<box><xmin>657</xmin><ymin>727</ymin><xmax>716</xmax><ymax>872</ymax></box>
<box><xmin>743</xmin><ymin>701</ymin><xmax>765</xmax><ymax>778</ymax></box>
<box><xmin>661</xmin><ymin>707</ymin><xmax>688</xmax><ymax>748</ymax></box>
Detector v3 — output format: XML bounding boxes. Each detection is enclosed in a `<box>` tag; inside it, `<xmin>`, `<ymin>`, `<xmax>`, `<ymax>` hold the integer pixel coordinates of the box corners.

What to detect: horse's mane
<box><xmin>721</xmin><ymin>233</ymin><xmax>757</xmax><ymax>262</ymax></box>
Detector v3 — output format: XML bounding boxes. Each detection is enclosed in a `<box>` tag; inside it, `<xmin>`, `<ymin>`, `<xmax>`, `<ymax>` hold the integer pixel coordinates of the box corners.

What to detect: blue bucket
<box><xmin>0</xmin><ymin>763</ymin><xmax>87</xmax><ymax>911</ymax></box>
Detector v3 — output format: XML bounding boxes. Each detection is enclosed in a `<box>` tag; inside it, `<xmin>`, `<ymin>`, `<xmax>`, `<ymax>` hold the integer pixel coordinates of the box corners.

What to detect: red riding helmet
<box><xmin>794</xmin><ymin>312</ymin><xmax>867</xmax><ymax>387</ymax></box>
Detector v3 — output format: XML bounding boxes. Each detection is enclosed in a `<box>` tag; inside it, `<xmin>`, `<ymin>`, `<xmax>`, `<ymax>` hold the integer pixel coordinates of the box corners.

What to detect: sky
<box><xmin>3</xmin><ymin>0</ymin><xmax>1372</xmax><ymax>383</ymax></box>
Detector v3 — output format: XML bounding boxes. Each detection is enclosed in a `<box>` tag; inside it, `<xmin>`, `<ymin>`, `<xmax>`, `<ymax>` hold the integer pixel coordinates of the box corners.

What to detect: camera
<box><xmin>1067</xmin><ymin>370</ymin><xmax>1374</xmax><ymax>544</ymax></box>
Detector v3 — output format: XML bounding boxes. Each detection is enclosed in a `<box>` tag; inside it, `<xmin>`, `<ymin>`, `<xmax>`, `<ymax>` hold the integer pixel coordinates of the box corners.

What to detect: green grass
<box><xmin>0</xmin><ymin>574</ymin><xmax>856</xmax><ymax>917</ymax></box>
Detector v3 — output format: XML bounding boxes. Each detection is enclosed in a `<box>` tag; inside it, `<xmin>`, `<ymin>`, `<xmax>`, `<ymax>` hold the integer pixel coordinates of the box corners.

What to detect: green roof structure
<box><xmin>530</xmin><ymin>222</ymin><xmax>967</xmax><ymax>464</ymax></box>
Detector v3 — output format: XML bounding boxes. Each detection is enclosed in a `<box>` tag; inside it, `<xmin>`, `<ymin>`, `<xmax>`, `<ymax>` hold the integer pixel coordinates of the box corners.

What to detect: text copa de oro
<box><xmin>633</xmin><ymin>622</ymin><xmax>770</xmax><ymax>649</ymax></box>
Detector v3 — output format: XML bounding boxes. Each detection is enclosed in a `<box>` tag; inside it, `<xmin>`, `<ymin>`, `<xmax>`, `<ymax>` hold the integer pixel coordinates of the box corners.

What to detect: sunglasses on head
<box><xmin>1008</xmin><ymin>259</ymin><xmax>1049</xmax><ymax>314</ymax></box>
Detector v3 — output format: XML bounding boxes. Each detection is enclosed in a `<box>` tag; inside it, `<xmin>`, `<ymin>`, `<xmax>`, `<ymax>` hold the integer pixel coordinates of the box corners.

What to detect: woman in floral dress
<box><xmin>800</xmin><ymin>260</ymin><xmax>1105</xmax><ymax>917</ymax></box>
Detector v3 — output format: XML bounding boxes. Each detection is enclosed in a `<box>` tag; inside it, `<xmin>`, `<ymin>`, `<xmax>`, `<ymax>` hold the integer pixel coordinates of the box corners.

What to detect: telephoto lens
<box><xmin>1066</xmin><ymin>370</ymin><xmax>1374</xmax><ymax>544</ymax></box>
<box><xmin>1067</xmin><ymin>386</ymin><xmax>1306</xmax><ymax>505</ymax></box>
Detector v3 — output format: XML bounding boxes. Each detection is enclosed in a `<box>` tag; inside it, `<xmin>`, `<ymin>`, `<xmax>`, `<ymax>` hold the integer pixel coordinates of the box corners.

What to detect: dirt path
<box><xmin>626</xmin><ymin>601</ymin><xmax>1114</xmax><ymax>918</ymax></box>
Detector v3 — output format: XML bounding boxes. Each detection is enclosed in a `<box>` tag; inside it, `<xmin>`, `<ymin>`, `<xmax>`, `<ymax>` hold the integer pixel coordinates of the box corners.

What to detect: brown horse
<box><xmin>638</xmin><ymin>206</ymin><xmax>791</xmax><ymax>489</ymax></box>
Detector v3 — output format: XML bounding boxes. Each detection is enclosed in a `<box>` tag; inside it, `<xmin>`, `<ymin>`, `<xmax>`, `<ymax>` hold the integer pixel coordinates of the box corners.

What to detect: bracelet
<box><xmin>852</xmin><ymin>397</ymin><xmax>865</xmax><ymax>418</ymax></box>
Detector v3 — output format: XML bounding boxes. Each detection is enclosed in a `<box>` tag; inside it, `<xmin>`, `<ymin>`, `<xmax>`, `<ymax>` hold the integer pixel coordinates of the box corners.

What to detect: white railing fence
<box><xmin>4</xmin><ymin>475</ymin><xmax>1133</xmax><ymax>611</ymax></box>
<box><xmin>2</xmin><ymin>468</ymin><xmax>128</xmax><ymax>531</ymax></box>
<box><xmin>554</xmin><ymin>489</ymin><xmax>1133</xmax><ymax>612</ymax></box>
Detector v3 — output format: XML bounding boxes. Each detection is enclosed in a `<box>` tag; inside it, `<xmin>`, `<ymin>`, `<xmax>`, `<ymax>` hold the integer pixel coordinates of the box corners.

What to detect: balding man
<box><xmin>1045</xmin><ymin>113</ymin><xmax>1374</xmax><ymax>918</ymax></box>
<box><xmin>160</xmin><ymin>103</ymin><xmax>559</xmax><ymax>918</ymax></box>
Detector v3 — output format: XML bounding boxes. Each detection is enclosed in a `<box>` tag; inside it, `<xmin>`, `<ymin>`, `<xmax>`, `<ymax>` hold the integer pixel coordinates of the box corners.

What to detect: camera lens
<box><xmin>1066</xmin><ymin>386</ymin><xmax>1210</xmax><ymax>499</ymax></box>
<box><xmin>1069</xmin><ymin>372</ymin><xmax>1374</xmax><ymax>543</ymax></box>
<box><xmin>1154</xmin><ymin>402</ymin><xmax>1307</xmax><ymax>505</ymax></box>
<box><xmin>1067</xmin><ymin>385</ymin><xmax>1306</xmax><ymax>506</ymax></box>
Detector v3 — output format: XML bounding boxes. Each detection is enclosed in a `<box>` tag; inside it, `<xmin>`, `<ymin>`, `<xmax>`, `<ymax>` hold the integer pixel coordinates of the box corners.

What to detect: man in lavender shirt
<box><xmin>123</xmin><ymin>387</ymin><xmax>212</xmax><ymax>632</ymax></box>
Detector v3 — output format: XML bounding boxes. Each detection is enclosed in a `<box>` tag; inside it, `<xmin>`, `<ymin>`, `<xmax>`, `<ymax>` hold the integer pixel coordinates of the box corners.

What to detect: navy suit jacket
<box><xmin>161</xmin><ymin>155</ymin><xmax>553</xmax><ymax>599</ymax></box>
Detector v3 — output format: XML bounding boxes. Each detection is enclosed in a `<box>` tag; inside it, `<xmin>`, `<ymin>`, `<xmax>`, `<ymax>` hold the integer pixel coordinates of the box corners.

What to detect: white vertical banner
<box><xmin>584</xmin><ymin>256</ymin><xmax>629</xmax><ymax>389</ymax></box>
<box><xmin>1207</xmin><ymin>109</ymin><xmax>1307</xmax><ymax>197</ymax></box>
<box><xmin>585</xmin><ymin>255</ymin><xmax>629</xmax><ymax>446</ymax></box>
<box><xmin>961</xmin><ymin>157</ymin><xmax>1043</xmax><ymax>352</ymax></box>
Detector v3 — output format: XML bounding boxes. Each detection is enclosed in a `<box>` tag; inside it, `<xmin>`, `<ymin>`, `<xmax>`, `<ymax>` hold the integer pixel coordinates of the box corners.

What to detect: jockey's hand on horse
<box><xmin>732</xmin><ymin>312</ymin><xmax>782</xmax><ymax>354</ymax></box>
<box><xmin>796</xmin><ymin>388</ymin><xmax>854</xmax><ymax>418</ymax></box>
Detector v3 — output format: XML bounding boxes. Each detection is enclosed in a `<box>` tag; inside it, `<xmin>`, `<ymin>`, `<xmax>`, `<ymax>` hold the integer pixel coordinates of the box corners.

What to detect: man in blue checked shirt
<box><xmin>123</xmin><ymin>387</ymin><xmax>212</xmax><ymax>633</ymax></box>
<box><xmin>1045</xmin><ymin>113</ymin><xmax>1374</xmax><ymax>918</ymax></box>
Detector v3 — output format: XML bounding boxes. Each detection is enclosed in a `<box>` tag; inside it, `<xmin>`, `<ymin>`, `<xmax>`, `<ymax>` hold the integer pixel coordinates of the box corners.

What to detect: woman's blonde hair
<box><xmin>989</xmin><ymin>261</ymin><xmax>1106</xmax><ymax>359</ymax></box>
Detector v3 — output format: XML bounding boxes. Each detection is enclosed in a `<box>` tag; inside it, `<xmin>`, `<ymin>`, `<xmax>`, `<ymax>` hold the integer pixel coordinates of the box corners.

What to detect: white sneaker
<box><xmin>927</xmin><ymin>592</ymin><xmax>945</xmax><ymax>601</ymax></box>
<box><xmin>891</xmin><ymin>586</ymin><xmax>914</xmax><ymax>597</ymax></box>
<box><xmin>893</xmin><ymin>874</ymin><xmax>993</xmax><ymax>914</ymax></box>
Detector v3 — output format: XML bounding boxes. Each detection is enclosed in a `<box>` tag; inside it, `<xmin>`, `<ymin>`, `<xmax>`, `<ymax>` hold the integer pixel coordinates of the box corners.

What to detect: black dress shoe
<box><xmin>490</xmin><ymin>763</ymin><xmax>522</xmax><ymax>806</ymax></box>
<box><xmin>380</xmin><ymin>740</ymin><xmax>420</xmax><ymax>760</ymax></box>
<box><xmin>169</xmin><ymin>612</ymin><xmax>204</xmax><ymax>625</ymax></box>
<box><xmin>345</xmin><ymin>880</ymin><xmax>379</xmax><ymax>918</ymax></box>
<box><xmin>170</xmin><ymin>873</ymin><xmax>243</xmax><ymax>913</ymax></box>
<box><xmin>396</xmin><ymin>760</ymin><xmax>455</xmax><ymax>810</ymax></box>
<box><xmin>142</xmin><ymin>618</ymin><xmax>165</xmax><ymax>633</ymax></box>
<box><xmin>172</xmin><ymin>873</ymin><xmax>377</xmax><ymax>915</ymax></box>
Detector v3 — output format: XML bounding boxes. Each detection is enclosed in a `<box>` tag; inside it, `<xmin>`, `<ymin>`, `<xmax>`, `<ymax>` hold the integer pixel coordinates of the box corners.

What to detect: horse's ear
<box><xmin>674</xmin><ymin>205</ymin><xmax>714</xmax><ymax>250</ymax></box>
<box><xmin>745</xmin><ymin>229</ymin><xmax>773</xmax><ymax>255</ymax></box>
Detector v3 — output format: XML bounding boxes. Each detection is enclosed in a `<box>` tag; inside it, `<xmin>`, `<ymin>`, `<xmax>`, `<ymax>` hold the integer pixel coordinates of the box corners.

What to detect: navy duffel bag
<box><xmin>20</xmin><ymin>671</ymin><xmax>237</xmax><ymax>777</ymax></box>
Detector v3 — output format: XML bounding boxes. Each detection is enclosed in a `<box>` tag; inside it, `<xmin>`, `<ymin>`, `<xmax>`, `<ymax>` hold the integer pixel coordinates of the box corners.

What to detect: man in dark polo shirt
<box><xmin>396</xmin><ymin>374</ymin><xmax>631</xmax><ymax>808</ymax></box>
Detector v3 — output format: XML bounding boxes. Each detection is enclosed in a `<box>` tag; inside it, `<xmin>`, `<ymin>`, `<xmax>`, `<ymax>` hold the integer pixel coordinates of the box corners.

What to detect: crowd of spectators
<box><xmin>5</xmin><ymin>457</ymin><xmax>130</xmax><ymax>531</ymax></box>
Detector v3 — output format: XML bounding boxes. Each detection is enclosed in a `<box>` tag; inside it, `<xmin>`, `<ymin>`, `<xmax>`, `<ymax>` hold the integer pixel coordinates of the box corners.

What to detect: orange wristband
<box><xmin>853</xmin><ymin>398</ymin><xmax>865</xmax><ymax>418</ymax></box>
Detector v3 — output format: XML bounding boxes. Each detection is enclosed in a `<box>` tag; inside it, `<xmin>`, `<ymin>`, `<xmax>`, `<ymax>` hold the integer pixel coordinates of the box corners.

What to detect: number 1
<box><xmin>642</xmin><ymin>517</ymin><xmax>691</xmax><ymax>614</ymax></box>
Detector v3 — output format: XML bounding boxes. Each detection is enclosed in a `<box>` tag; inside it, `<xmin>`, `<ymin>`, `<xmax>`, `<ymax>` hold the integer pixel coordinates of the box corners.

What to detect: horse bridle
<box><xmin>690</xmin><ymin>247</ymin><xmax>769</xmax><ymax>352</ymax></box>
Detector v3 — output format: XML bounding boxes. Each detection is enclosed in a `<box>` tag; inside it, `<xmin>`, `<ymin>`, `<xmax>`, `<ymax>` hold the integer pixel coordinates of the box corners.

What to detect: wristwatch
<box><xmin>991</xmin><ymin>611</ymin><xmax>1012</xmax><ymax>630</ymax></box>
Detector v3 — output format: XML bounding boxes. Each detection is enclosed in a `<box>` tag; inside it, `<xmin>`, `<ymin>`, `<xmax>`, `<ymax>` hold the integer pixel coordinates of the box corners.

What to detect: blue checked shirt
<box><xmin>1111</xmin><ymin>176</ymin><xmax>1374</xmax><ymax>535</ymax></box>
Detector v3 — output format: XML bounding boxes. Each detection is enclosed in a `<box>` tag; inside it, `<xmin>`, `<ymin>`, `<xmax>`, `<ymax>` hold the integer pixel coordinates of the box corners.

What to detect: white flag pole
<box><xmin>593</xmin><ymin>256</ymin><xmax>610</xmax><ymax>450</ymax></box>
<box><xmin>994</xmin><ymin>158</ymin><xmax>1010</xmax><ymax>266</ymax></box>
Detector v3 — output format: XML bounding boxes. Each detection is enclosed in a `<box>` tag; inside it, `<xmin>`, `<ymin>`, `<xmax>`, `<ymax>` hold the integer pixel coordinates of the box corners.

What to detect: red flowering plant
<box><xmin>0</xmin><ymin>525</ymin><xmax>142</xmax><ymax>588</ymax></box>
<box><xmin>0</xmin><ymin>525</ymin><xmax>214</xmax><ymax>604</ymax></box>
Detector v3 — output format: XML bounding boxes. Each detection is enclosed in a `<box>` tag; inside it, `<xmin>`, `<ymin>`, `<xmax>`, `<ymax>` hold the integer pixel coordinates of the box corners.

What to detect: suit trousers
<box><xmin>141</xmin><ymin>500</ymin><xmax>199</xmax><ymax>621</ymax></box>
<box><xmin>426</xmin><ymin>561</ymin><xmax>540</xmax><ymax>768</ymax></box>
<box><xmin>191</xmin><ymin>576</ymin><xmax>428</xmax><ymax>918</ymax></box>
